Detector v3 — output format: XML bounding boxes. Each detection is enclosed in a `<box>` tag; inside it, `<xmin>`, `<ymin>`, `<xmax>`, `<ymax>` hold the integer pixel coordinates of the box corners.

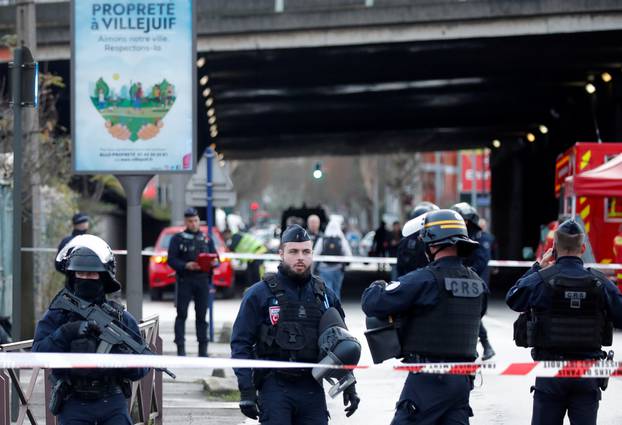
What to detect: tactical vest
<box><xmin>400</xmin><ymin>262</ymin><xmax>485</xmax><ymax>361</ymax></box>
<box><xmin>256</xmin><ymin>274</ymin><xmax>327</xmax><ymax>363</ymax></box>
<box><xmin>518</xmin><ymin>265</ymin><xmax>613</xmax><ymax>357</ymax></box>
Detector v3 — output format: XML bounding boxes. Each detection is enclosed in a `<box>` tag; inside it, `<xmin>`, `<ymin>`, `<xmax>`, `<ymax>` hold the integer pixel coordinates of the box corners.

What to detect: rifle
<box><xmin>50</xmin><ymin>289</ymin><xmax>176</xmax><ymax>378</ymax></box>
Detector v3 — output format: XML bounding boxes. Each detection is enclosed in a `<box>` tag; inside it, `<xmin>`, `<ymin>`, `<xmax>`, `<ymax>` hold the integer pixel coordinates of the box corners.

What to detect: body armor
<box><xmin>400</xmin><ymin>262</ymin><xmax>485</xmax><ymax>361</ymax></box>
<box><xmin>256</xmin><ymin>274</ymin><xmax>326</xmax><ymax>363</ymax></box>
<box><xmin>514</xmin><ymin>265</ymin><xmax>613</xmax><ymax>359</ymax></box>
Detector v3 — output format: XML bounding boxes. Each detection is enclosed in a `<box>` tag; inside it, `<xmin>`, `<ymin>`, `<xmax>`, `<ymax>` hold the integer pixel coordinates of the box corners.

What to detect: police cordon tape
<box><xmin>1</xmin><ymin>352</ymin><xmax>622</xmax><ymax>378</ymax></box>
<box><xmin>19</xmin><ymin>247</ymin><xmax>622</xmax><ymax>270</ymax></box>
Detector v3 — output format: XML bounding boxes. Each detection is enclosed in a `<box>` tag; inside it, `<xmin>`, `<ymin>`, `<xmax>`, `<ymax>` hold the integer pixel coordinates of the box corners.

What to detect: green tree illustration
<box><xmin>94</xmin><ymin>77</ymin><xmax>110</xmax><ymax>98</ymax></box>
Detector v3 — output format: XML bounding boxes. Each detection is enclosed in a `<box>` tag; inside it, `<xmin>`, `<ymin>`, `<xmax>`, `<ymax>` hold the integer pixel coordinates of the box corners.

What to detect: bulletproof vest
<box><xmin>256</xmin><ymin>274</ymin><xmax>327</xmax><ymax>363</ymax></box>
<box><xmin>176</xmin><ymin>231</ymin><xmax>211</xmax><ymax>262</ymax></box>
<box><xmin>322</xmin><ymin>236</ymin><xmax>342</xmax><ymax>256</ymax></box>
<box><xmin>400</xmin><ymin>262</ymin><xmax>484</xmax><ymax>361</ymax></box>
<box><xmin>525</xmin><ymin>265</ymin><xmax>612</xmax><ymax>356</ymax></box>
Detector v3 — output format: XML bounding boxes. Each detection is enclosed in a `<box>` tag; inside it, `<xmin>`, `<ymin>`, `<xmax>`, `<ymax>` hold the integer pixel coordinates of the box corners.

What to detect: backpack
<box><xmin>322</xmin><ymin>236</ymin><xmax>343</xmax><ymax>256</ymax></box>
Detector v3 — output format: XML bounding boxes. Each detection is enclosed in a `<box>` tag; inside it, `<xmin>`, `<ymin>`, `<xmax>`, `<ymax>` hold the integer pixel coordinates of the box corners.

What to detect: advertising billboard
<box><xmin>72</xmin><ymin>0</ymin><xmax>195</xmax><ymax>173</ymax></box>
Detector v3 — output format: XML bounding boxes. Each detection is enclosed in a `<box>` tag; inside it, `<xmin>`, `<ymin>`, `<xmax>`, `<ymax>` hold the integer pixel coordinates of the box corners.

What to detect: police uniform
<box><xmin>451</xmin><ymin>203</ymin><xmax>495</xmax><ymax>360</ymax></box>
<box><xmin>362</xmin><ymin>210</ymin><xmax>486</xmax><ymax>425</ymax></box>
<box><xmin>55</xmin><ymin>213</ymin><xmax>90</xmax><ymax>272</ymax></box>
<box><xmin>506</xmin><ymin>250</ymin><xmax>622</xmax><ymax>425</ymax></box>
<box><xmin>167</xmin><ymin>216</ymin><xmax>217</xmax><ymax>356</ymax></box>
<box><xmin>231</xmin><ymin>225</ymin><xmax>358</xmax><ymax>425</ymax></box>
<box><xmin>34</xmin><ymin>240</ymin><xmax>148</xmax><ymax>424</ymax></box>
<box><xmin>396</xmin><ymin>202</ymin><xmax>439</xmax><ymax>277</ymax></box>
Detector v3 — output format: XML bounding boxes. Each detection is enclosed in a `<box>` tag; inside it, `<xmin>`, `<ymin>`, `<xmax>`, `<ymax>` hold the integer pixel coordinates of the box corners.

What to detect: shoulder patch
<box><xmin>385</xmin><ymin>281</ymin><xmax>401</xmax><ymax>292</ymax></box>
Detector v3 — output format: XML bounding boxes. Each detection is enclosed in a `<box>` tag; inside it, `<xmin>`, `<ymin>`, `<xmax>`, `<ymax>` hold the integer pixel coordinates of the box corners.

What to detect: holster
<box><xmin>49</xmin><ymin>379</ymin><xmax>71</xmax><ymax>416</ymax></box>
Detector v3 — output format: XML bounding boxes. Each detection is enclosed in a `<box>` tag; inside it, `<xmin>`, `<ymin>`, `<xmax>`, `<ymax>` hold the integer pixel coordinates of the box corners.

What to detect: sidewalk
<box><xmin>144</xmin><ymin>299</ymin><xmax>245</xmax><ymax>425</ymax></box>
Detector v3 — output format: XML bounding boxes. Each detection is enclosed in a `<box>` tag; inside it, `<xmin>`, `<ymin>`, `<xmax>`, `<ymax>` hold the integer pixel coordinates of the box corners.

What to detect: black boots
<box><xmin>199</xmin><ymin>342</ymin><xmax>209</xmax><ymax>357</ymax></box>
<box><xmin>481</xmin><ymin>339</ymin><xmax>496</xmax><ymax>360</ymax></box>
<box><xmin>177</xmin><ymin>344</ymin><xmax>186</xmax><ymax>356</ymax></box>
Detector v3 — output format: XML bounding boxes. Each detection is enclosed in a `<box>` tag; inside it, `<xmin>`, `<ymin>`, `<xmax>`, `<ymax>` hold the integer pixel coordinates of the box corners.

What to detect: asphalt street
<box><xmin>146</xmin><ymin>287</ymin><xmax>622</xmax><ymax>425</ymax></box>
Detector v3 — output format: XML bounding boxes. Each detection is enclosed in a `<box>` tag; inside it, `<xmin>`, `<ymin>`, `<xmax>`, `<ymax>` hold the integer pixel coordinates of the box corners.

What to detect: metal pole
<box><xmin>205</xmin><ymin>148</ymin><xmax>215</xmax><ymax>342</ymax></box>
<box><xmin>118</xmin><ymin>175</ymin><xmax>152</xmax><ymax>320</ymax></box>
<box><xmin>471</xmin><ymin>151</ymin><xmax>477</xmax><ymax>207</ymax></box>
<box><xmin>9</xmin><ymin>49</ymin><xmax>23</xmax><ymax>423</ymax></box>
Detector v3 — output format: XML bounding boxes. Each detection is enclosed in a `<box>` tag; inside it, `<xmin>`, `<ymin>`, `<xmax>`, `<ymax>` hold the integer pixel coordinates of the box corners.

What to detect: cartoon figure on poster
<box><xmin>91</xmin><ymin>75</ymin><xmax>176</xmax><ymax>141</ymax></box>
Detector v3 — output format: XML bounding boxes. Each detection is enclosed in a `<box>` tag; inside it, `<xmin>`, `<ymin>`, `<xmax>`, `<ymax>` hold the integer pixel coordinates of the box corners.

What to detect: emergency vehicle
<box><xmin>556</xmin><ymin>142</ymin><xmax>622</xmax><ymax>289</ymax></box>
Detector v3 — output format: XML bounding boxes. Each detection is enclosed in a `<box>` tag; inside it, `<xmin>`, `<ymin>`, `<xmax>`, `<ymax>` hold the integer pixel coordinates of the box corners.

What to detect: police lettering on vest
<box><xmin>400</xmin><ymin>263</ymin><xmax>484</xmax><ymax>361</ymax></box>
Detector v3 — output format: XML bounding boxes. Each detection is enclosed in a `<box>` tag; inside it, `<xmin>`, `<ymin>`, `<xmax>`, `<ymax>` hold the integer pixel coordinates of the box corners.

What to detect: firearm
<box><xmin>50</xmin><ymin>289</ymin><xmax>176</xmax><ymax>379</ymax></box>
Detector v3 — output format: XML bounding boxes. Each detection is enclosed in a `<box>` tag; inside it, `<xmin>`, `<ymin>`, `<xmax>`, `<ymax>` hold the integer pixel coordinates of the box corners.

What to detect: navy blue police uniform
<box><xmin>466</xmin><ymin>229</ymin><xmax>492</xmax><ymax>347</ymax></box>
<box><xmin>362</xmin><ymin>256</ymin><xmax>487</xmax><ymax>425</ymax></box>
<box><xmin>55</xmin><ymin>213</ymin><xmax>90</xmax><ymax>272</ymax></box>
<box><xmin>506</xmin><ymin>256</ymin><xmax>622</xmax><ymax>425</ymax></box>
<box><xmin>231</xmin><ymin>266</ymin><xmax>344</xmax><ymax>425</ymax></box>
<box><xmin>167</xmin><ymin>222</ymin><xmax>217</xmax><ymax>354</ymax></box>
<box><xmin>33</xmin><ymin>307</ymin><xmax>148</xmax><ymax>424</ymax></box>
<box><xmin>231</xmin><ymin>224</ymin><xmax>354</xmax><ymax>425</ymax></box>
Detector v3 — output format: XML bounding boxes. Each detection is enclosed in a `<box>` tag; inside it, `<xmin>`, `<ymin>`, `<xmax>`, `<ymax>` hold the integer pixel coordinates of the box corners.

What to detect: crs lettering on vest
<box><xmin>444</xmin><ymin>278</ymin><xmax>485</xmax><ymax>297</ymax></box>
<box><xmin>565</xmin><ymin>290</ymin><xmax>587</xmax><ymax>309</ymax></box>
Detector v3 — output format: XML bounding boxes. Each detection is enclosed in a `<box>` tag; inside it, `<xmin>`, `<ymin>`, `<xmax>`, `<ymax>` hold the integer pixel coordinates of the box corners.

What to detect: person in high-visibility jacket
<box><xmin>613</xmin><ymin>224</ymin><xmax>622</xmax><ymax>289</ymax></box>
<box><xmin>225</xmin><ymin>230</ymin><xmax>268</xmax><ymax>286</ymax></box>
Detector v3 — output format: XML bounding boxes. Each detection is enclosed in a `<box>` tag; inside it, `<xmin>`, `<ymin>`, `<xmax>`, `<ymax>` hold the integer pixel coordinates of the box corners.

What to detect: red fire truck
<box><xmin>555</xmin><ymin>142</ymin><xmax>622</xmax><ymax>288</ymax></box>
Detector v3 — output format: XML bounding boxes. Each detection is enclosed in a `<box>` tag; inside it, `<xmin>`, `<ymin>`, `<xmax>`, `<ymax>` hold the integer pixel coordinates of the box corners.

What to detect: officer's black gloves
<box><xmin>343</xmin><ymin>384</ymin><xmax>360</xmax><ymax>417</ymax></box>
<box><xmin>239</xmin><ymin>388</ymin><xmax>260</xmax><ymax>420</ymax></box>
<box><xmin>61</xmin><ymin>320</ymin><xmax>102</xmax><ymax>340</ymax></box>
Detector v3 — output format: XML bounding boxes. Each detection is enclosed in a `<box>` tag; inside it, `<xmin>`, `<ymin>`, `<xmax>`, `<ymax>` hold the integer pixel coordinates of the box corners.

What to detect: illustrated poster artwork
<box><xmin>73</xmin><ymin>0</ymin><xmax>194</xmax><ymax>173</ymax></box>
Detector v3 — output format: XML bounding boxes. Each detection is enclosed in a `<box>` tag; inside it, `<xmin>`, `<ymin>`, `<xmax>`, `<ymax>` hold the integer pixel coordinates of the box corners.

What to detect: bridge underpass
<box><xmin>3</xmin><ymin>2</ymin><xmax>622</xmax><ymax>261</ymax></box>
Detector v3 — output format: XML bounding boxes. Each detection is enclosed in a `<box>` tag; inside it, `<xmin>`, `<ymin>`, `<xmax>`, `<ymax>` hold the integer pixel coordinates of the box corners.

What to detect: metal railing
<box><xmin>0</xmin><ymin>315</ymin><xmax>163</xmax><ymax>425</ymax></box>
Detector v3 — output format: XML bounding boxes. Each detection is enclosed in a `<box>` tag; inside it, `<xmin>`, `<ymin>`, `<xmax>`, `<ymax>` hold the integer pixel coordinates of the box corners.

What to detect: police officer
<box><xmin>362</xmin><ymin>209</ymin><xmax>486</xmax><ymax>424</ymax></box>
<box><xmin>231</xmin><ymin>224</ymin><xmax>360</xmax><ymax>424</ymax></box>
<box><xmin>451</xmin><ymin>202</ymin><xmax>495</xmax><ymax>360</ymax></box>
<box><xmin>33</xmin><ymin>236</ymin><xmax>148</xmax><ymax>424</ymax></box>
<box><xmin>167</xmin><ymin>207</ymin><xmax>217</xmax><ymax>357</ymax></box>
<box><xmin>396</xmin><ymin>202</ymin><xmax>439</xmax><ymax>277</ymax></box>
<box><xmin>506</xmin><ymin>219</ymin><xmax>622</xmax><ymax>425</ymax></box>
<box><xmin>55</xmin><ymin>212</ymin><xmax>90</xmax><ymax>271</ymax></box>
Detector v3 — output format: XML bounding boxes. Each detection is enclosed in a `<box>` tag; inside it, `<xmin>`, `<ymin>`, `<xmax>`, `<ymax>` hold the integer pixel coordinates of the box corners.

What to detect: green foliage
<box><xmin>95</xmin><ymin>77</ymin><xmax>110</xmax><ymax>98</ymax></box>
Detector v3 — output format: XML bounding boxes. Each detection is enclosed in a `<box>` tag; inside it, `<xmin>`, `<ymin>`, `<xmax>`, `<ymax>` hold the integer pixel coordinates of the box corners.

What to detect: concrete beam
<box><xmin>2</xmin><ymin>1</ymin><xmax>622</xmax><ymax>60</ymax></box>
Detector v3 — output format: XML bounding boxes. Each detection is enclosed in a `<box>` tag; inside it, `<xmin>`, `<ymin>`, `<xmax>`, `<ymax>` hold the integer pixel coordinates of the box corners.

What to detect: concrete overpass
<box><xmin>2</xmin><ymin>1</ymin><xmax>622</xmax><ymax>59</ymax></box>
<box><xmin>2</xmin><ymin>0</ymin><xmax>622</xmax><ymax>259</ymax></box>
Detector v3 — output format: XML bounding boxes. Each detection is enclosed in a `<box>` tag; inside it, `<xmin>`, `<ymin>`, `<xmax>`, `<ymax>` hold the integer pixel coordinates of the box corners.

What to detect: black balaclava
<box><xmin>72</xmin><ymin>273</ymin><xmax>106</xmax><ymax>304</ymax></box>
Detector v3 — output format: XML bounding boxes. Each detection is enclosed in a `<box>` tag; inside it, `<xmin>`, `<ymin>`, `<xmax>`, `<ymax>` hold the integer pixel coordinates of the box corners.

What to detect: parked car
<box><xmin>148</xmin><ymin>226</ymin><xmax>235</xmax><ymax>300</ymax></box>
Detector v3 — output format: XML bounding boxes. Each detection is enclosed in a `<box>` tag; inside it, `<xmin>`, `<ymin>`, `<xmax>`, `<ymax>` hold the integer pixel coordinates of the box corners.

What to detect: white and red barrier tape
<box><xmin>1</xmin><ymin>353</ymin><xmax>621</xmax><ymax>379</ymax></box>
<box><xmin>19</xmin><ymin>248</ymin><xmax>622</xmax><ymax>270</ymax></box>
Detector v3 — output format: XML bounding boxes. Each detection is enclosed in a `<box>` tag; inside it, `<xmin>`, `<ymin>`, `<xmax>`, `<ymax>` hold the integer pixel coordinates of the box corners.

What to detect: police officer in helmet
<box><xmin>167</xmin><ymin>207</ymin><xmax>217</xmax><ymax>357</ymax></box>
<box><xmin>506</xmin><ymin>219</ymin><xmax>622</xmax><ymax>425</ymax></box>
<box><xmin>231</xmin><ymin>224</ymin><xmax>361</xmax><ymax>424</ymax></box>
<box><xmin>34</xmin><ymin>236</ymin><xmax>149</xmax><ymax>424</ymax></box>
<box><xmin>396</xmin><ymin>201</ymin><xmax>439</xmax><ymax>277</ymax></box>
<box><xmin>362</xmin><ymin>209</ymin><xmax>487</xmax><ymax>424</ymax></box>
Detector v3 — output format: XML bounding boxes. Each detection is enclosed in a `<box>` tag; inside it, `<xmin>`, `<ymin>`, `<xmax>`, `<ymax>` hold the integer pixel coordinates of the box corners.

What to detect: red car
<box><xmin>148</xmin><ymin>226</ymin><xmax>235</xmax><ymax>300</ymax></box>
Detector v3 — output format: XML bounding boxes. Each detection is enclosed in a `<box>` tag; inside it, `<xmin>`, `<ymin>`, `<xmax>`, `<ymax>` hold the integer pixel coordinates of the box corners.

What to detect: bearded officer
<box><xmin>231</xmin><ymin>224</ymin><xmax>360</xmax><ymax>424</ymax></box>
<box><xmin>362</xmin><ymin>210</ymin><xmax>486</xmax><ymax>424</ymax></box>
<box><xmin>34</xmin><ymin>236</ymin><xmax>148</xmax><ymax>424</ymax></box>
<box><xmin>506</xmin><ymin>219</ymin><xmax>622</xmax><ymax>425</ymax></box>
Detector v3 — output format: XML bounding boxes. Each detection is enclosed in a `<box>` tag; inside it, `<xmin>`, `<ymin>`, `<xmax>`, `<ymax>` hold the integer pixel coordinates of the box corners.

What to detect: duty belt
<box><xmin>71</xmin><ymin>377</ymin><xmax>123</xmax><ymax>400</ymax></box>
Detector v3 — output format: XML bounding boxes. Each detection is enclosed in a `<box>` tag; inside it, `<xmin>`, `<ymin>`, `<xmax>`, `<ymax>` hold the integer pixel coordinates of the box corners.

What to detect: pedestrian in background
<box><xmin>306</xmin><ymin>214</ymin><xmax>322</xmax><ymax>247</ymax></box>
<box><xmin>314</xmin><ymin>219</ymin><xmax>352</xmax><ymax>299</ymax></box>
